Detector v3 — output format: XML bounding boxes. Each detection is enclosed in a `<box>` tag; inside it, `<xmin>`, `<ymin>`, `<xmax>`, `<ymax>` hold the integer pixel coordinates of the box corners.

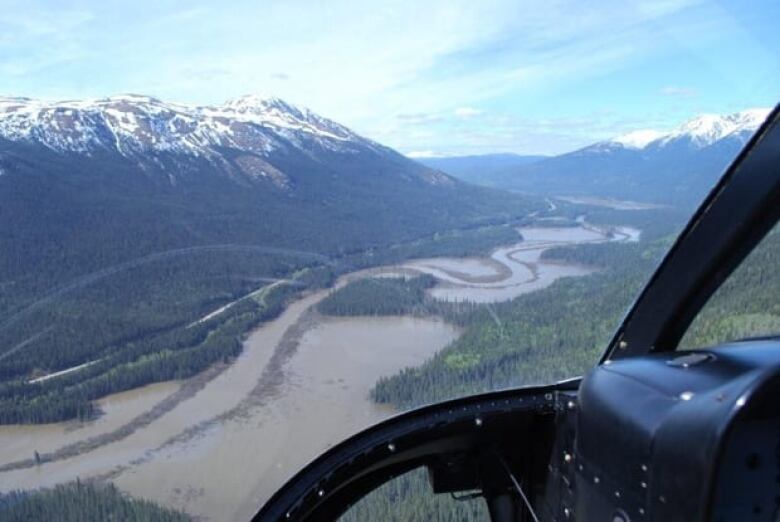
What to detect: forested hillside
<box><xmin>320</xmin><ymin>275</ymin><xmax>438</xmax><ymax>317</ymax></box>
<box><xmin>0</xmin><ymin>482</ymin><xmax>189</xmax><ymax>522</ymax></box>
<box><xmin>497</xmin><ymin>139</ymin><xmax>742</xmax><ymax>206</ymax></box>
<box><xmin>0</xmin><ymin>283</ymin><xmax>292</xmax><ymax>424</ymax></box>
<box><xmin>681</xmin><ymin>223</ymin><xmax>780</xmax><ymax>348</ymax></box>
<box><xmin>0</xmin><ymin>219</ymin><xmax>541</xmax><ymax>424</ymax></box>
<box><xmin>417</xmin><ymin>153</ymin><xmax>545</xmax><ymax>185</ymax></box>
<box><xmin>0</xmin><ymin>96</ymin><xmax>544</xmax><ymax>424</ymax></box>
<box><xmin>340</xmin><ymin>468</ymin><xmax>487</xmax><ymax>522</ymax></box>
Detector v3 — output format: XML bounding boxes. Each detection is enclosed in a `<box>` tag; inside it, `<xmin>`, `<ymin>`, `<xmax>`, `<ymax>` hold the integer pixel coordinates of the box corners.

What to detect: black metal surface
<box><xmin>538</xmin><ymin>390</ymin><xmax>578</xmax><ymax>521</ymax></box>
<box><xmin>712</xmin><ymin>375</ymin><xmax>780</xmax><ymax>520</ymax></box>
<box><xmin>604</xmin><ymin>105</ymin><xmax>780</xmax><ymax>361</ymax></box>
<box><xmin>577</xmin><ymin>339</ymin><xmax>780</xmax><ymax>522</ymax></box>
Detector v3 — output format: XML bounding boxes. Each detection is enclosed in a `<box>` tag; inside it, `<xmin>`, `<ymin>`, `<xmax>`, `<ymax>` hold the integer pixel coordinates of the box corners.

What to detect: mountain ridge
<box><xmin>0</xmin><ymin>94</ymin><xmax>396</xmax><ymax>177</ymax></box>
<box><xmin>0</xmin><ymin>93</ymin><xmax>540</xmax><ymax>313</ymax></box>
<box><xmin>425</xmin><ymin>107</ymin><xmax>773</xmax><ymax>206</ymax></box>
<box><xmin>605</xmin><ymin>108</ymin><xmax>770</xmax><ymax>150</ymax></box>
<box><xmin>0</xmin><ymin>93</ymin><xmax>543</xmax><ymax>417</ymax></box>
<box><xmin>0</xmin><ymin>94</ymin><xmax>458</xmax><ymax>189</ymax></box>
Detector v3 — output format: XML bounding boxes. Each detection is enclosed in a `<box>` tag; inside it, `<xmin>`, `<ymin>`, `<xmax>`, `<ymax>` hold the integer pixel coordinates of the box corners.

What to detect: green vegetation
<box><xmin>319</xmin><ymin>276</ymin><xmax>437</xmax><ymax>317</ymax></box>
<box><xmin>0</xmin><ymin>132</ymin><xmax>549</xmax><ymax>425</ymax></box>
<box><xmin>319</xmin><ymin>210</ymin><xmax>680</xmax><ymax>410</ymax></box>
<box><xmin>340</xmin><ymin>468</ymin><xmax>487</xmax><ymax>522</ymax></box>
<box><xmin>348</xmin><ymin>223</ymin><xmax>525</xmax><ymax>267</ymax></box>
<box><xmin>437</xmin><ymin>137</ymin><xmax>746</xmax><ymax>207</ymax></box>
<box><xmin>681</xmin><ymin>223</ymin><xmax>780</xmax><ymax>348</ymax></box>
<box><xmin>327</xmin><ymin>210</ymin><xmax>694</xmax><ymax>519</ymax></box>
<box><xmin>0</xmin><ymin>219</ymin><xmax>533</xmax><ymax>424</ymax></box>
<box><xmin>319</xmin><ymin>275</ymin><xmax>488</xmax><ymax>327</ymax></box>
<box><xmin>0</xmin><ymin>276</ymin><xmax>299</xmax><ymax>424</ymax></box>
<box><xmin>0</xmin><ymin>250</ymin><xmax>306</xmax><ymax>382</ymax></box>
<box><xmin>369</xmin><ymin>256</ymin><xmax>651</xmax><ymax>408</ymax></box>
<box><xmin>0</xmin><ymin>481</ymin><xmax>190</xmax><ymax>522</ymax></box>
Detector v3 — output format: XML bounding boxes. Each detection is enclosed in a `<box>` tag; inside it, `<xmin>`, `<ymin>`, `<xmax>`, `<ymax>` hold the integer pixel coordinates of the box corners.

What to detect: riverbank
<box><xmin>0</xmin><ymin>221</ymin><xmax>638</xmax><ymax>520</ymax></box>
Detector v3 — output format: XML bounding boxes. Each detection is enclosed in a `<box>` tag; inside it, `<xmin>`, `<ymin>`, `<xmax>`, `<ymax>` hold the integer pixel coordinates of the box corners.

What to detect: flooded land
<box><xmin>556</xmin><ymin>195</ymin><xmax>666</xmax><ymax>210</ymax></box>
<box><xmin>398</xmin><ymin>224</ymin><xmax>636</xmax><ymax>302</ymax></box>
<box><xmin>0</xmin><ymin>222</ymin><xmax>639</xmax><ymax>520</ymax></box>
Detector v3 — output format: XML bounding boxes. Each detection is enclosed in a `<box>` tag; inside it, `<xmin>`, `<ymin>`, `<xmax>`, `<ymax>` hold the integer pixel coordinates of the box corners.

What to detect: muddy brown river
<box><xmin>0</xmin><ymin>223</ymin><xmax>638</xmax><ymax>520</ymax></box>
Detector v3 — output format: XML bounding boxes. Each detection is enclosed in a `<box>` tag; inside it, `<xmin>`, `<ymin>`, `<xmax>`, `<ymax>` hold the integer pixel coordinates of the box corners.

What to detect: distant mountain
<box><xmin>0</xmin><ymin>94</ymin><xmax>540</xmax><ymax>314</ymax></box>
<box><xmin>442</xmin><ymin>109</ymin><xmax>771</xmax><ymax>206</ymax></box>
<box><xmin>608</xmin><ymin>108</ymin><xmax>768</xmax><ymax>150</ymax></box>
<box><xmin>415</xmin><ymin>153</ymin><xmax>546</xmax><ymax>185</ymax></box>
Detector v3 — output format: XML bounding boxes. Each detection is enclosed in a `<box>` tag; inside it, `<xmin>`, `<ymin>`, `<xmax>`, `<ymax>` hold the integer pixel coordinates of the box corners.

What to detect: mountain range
<box><xmin>418</xmin><ymin>108</ymin><xmax>771</xmax><ymax>206</ymax></box>
<box><xmin>1</xmin><ymin>93</ymin><xmax>766</xmax><ymax>424</ymax></box>
<box><xmin>0</xmin><ymin>95</ymin><xmax>544</xmax><ymax>412</ymax></box>
<box><xmin>0</xmin><ymin>94</ymin><xmax>537</xmax><ymax>306</ymax></box>
<box><xmin>0</xmin><ymin>93</ymin><xmax>445</xmax><ymax>185</ymax></box>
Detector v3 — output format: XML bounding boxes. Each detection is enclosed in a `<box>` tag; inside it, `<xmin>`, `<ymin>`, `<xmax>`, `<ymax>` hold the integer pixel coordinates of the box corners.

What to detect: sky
<box><xmin>0</xmin><ymin>0</ymin><xmax>778</xmax><ymax>156</ymax></box>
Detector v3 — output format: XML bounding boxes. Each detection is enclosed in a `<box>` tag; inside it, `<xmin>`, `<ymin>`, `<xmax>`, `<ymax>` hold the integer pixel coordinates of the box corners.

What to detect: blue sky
<box><xmin>1</xmin><ymin>0</ymin><xmax>778</xmax><ymax>155</ymax></box>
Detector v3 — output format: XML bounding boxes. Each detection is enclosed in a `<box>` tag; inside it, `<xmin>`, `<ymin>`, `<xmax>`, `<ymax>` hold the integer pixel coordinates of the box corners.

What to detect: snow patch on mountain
<box><xmin>661</xmin><ymin>108</ymin><xmax>770</xmax><ymax>147</ymax></box>
<box><xmin>0</xmin><ymin>94</ymin><xmax>376</xmax><ymax>159</ymax></box>
<box><xmin>607</xmin><ymin>108</ymin><xmax>771</xmax><ymax>151</ymax></box>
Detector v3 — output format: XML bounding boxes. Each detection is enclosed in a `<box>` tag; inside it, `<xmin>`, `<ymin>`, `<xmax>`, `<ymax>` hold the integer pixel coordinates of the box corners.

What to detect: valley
<box><xmin>0</xmin><ymin>94</ymin><xmax>768</xmax><ymax>522</ymax></box>
<box><xmin>0</xmin><ymin>2</ymin><xmax>774</xmax><ymax>518</ymax></box>
<box><xmin>0</xmin><ymin>221</ymin><xmax>631</xmax><ymax>520</ymax></box>
<box><xmin>0</xmin><ymin>95</ymin><xmax>544</xmax><ymax>426</ymax></box>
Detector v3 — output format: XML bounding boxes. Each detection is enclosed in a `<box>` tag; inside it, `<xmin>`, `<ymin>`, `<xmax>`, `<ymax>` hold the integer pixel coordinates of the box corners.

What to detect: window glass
<box><xmin>680</xmin><ymin>223</ymin><xmax>780</xmax><ymax>349</ymax></box>
<box><xmin>339</xmin><ymin>468</ymin><xmax>487</xmax><ymax>521</ymax></box>
<box><xmin>0</xmin><ymin>1</ymin><xmax>776</xmax><ymax>520</ymax></box>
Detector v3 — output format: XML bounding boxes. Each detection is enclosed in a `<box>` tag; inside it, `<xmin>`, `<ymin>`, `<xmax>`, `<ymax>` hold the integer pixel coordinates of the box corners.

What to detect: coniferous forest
<box><xmin>0</xmin><ymin>219</ymin><xmax>529</xmax><ymax>425</ymax></box>
<box><xmin>0</xmin><ymin>482</ymin><xmax>190</xmax><ymax>522</ymax></box>
<box><xmin>2</xmin><ymin>202</ymin><xmax>777</xmax><ymax>520</ymax></box>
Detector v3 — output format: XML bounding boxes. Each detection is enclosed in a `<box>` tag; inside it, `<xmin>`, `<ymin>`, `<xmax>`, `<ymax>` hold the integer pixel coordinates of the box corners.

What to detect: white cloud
<box><xmin>454</xmin><ymin>107</ymin><xmax>483</xmax><ymax>118</ymax></box>
<box><xmin>661</xmin><ymin>86</ymin><xmax>698</xmax><ymax>97</ymax></box>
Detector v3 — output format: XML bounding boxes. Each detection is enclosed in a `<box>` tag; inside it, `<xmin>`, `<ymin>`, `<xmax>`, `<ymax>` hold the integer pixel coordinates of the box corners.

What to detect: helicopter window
<box><xmin>0</xmin><ymin>2</ymin><xmax>776</xmax><ymax>521</ymax></box>
<box><xmin>338</xmin><ymin>467</ymin><xmax>488</xmax><ymax>521</ymax></box>
<box><xmin>680</xmin><ymin>222</ymin><xmax>780</xmax><ymax>350</ymax></box>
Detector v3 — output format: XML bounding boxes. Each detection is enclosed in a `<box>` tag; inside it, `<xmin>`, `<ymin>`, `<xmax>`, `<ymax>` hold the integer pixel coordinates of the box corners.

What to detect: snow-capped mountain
<box><xmin>0</xmin><ymin>93</ymin><xmax>460</xmax><ymax>191</ymax></box>
<box><xmin>0</xmin><ymin>94</ymin><xmax>377</xmax><ymax>159</ymax></box>
<box><xmin>607</xmin><ymin>108</ymin><xmax>770</xmax><ymax>150</ymax></box>
<box><xmin>0</xmin><ymin>94</ymin><xmax>543</xmax><ymax>394</ymax></box>
<box><xmin>432</xmin><ymin>107</ymin><xmax>774</xmax><ymax>206</ymax></box>
<box><xmin>1</xmin><ymin>93</ymin><xmax>536</xmax><ymax>306</ymax></box>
